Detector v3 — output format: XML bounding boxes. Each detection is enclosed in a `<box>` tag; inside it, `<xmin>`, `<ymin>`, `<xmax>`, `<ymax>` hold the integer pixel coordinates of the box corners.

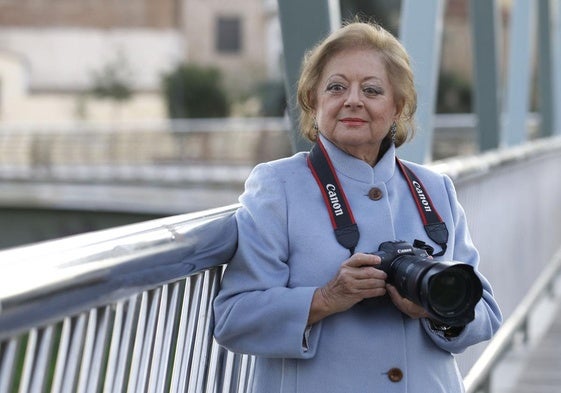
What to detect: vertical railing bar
<box><xmin>147</xmin><ymin>284</ymin><xmax>169</xmax><ymax>393</ymax></box>
<box><xmin>50</xmin><ymin>318</ymin><xmax>72</xmax><ymax>393</ymax></box>
<box><xmin>86</xmin><ymin>306</ymin><xmax>111</xmax><ymax>393</ymax></box>
<box><xmin>246</xmin><ymin>355</ymin><xmax>256</xmax><ymax>393</ymax></box>
<box><xmin>155</xmin><ymin>282</ymin><xmax>181</xmax><ymax>393</ymax></box>
<box><xmin>219</xmin><ymin>350</ymin><xmax>236</xmax><ymax>393</ymax></box>
<box><xmin>76</xmin><ymin>309</ymin><xmax>97</xmax><ymax>393</ymax></box>
<box><xmin>63</xmin><ymin>313</ymin><xmax>86</xmax><ymax>393</ymax></box>
<box><xmin>196</xmin><ymin>269</ymin><xmax>223</xmax><ymax>392</ymax></box>
<box><xmin>239</xmin><ymin>354</ymin><xmax>255</xmax><ymax>393</ymax></box>
<box><xmin>18</xmin><ymin>329</ymin><xmax>37</xmax><ymax>393</ymax></box>
<box><xmin>209</xmin><ymin>270</ymin><xmax>227</xmax><ymax>393</ymax></box>
<box><xmin>169</xmin><ymin>277</ymin><xmax>194</xmax><ymax>393</ymax></box>
<box><xmin>180</xmin><ymin>273</ymin><xmax>204</xmax><ymax>392</ymax></box>
<box><xmin>204</xmin><ymin>339</ymin><xmax>222</xmax><ymax>393</ymax></box>
<box><xmin>176</xmin><ymin>274</ymin><xmax>204</xmax><ymax>393</ymax></box>
<box><xmin>126</xmin><ymin>291</ymin><xmax>149</xmax><ymax>393</ymax></box>
<box><xmin>199</xmin><ymin>270</ymin><xmax>222</xmax><ymax>393</ymax></box>
<box><xmin>188</xmin><ymin>270</ymin><xmax>213</xmax><ymax>393</ymax></box>
<box><xmin>103</xmin><ymin>302</ymin><xmax>125</xmax><ymax>393</ymax></box>
<box><xmin>0</xmin><ymin>339</ymin><xmax>19</xmax><ymax>393</ymax></box>
<box><xmin>136</xmin><ymin>288</ymin><xmax>162</xmax><ymax>392</ymax></box>
<box><xmin>29</xmin><ymin>325</ymin><xmax>54</xmax><ymax>393</ymax></box>
<box><xmin>236</xmin><ymin>355</ymin><xmax>250</xmax><ymax>393</ymax></box>
<box><xmin>112</xmin><ymin>295</ymin><xmax>139</xmax><ymax>393</ymax></box>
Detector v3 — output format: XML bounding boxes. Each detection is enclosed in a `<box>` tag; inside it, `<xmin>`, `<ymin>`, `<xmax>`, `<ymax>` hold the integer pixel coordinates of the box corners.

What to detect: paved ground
<box><xmin>504</xmin><ymin>302</ymin><xmax>561</xmax><ymax>393</ymax></box>
<box><xmin>492</xmin><ymin>275</ymin><xmax>561</xmax><ymax>393</ymax></box>
<box><xmin>511</xmin><ymin>307</ymin><xmax>561</xmax><ymax>393</ymax></box>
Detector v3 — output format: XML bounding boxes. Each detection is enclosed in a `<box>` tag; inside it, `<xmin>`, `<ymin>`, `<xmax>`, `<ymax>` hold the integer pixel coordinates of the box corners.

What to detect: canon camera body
<box><xmin>372</xmin><ymin>240</ymin><xmax>483</xmax><ymax>327</ymax></box>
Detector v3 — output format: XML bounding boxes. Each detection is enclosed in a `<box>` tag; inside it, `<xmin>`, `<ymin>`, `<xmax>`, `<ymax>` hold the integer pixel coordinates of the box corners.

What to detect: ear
<box><xmin>393</xmin><ymin>98</ymin><xmax>405</xmax><ymax>120</ymax></box>
<box><xmin>307</xmin><ymin>90</ymin><xmax>317</xmax><ymax>113</ymax></box>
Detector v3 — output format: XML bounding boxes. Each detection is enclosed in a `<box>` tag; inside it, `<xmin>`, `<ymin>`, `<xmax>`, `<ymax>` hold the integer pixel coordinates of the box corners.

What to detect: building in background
<box><xmin>0</xmin><ymin>0</ymin><xmax>282</xmax><ymax>123</ymax></box>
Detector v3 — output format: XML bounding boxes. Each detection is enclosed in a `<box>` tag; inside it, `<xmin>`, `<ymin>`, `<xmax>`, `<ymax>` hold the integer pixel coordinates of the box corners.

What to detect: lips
<box><xmin>340</xmin><ymin>118</ymin><xmax>367</xmax><ymax>126</ymax></box>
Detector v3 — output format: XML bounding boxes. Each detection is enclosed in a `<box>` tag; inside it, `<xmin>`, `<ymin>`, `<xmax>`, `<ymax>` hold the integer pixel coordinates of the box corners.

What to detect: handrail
<box><xmin>430</xmin><ymin>134</ymin><xmax>561</xmax><ymax>183</ymax></box>
<box><xmin>0</xmin><ymin>204</ymin><xmax>239</xmax><ymax>341</ymax></box>
<box><xmin>463</xmin><ymin>247</ymin><xmax>561</xmax><ymax>393</ymax></box>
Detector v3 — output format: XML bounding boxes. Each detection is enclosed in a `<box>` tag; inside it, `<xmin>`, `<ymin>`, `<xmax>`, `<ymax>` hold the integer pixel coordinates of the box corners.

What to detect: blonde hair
<box><xmin>297</xmin><ymin>21</ymin><xmax>417</xmax><ymax>147</ymax></box>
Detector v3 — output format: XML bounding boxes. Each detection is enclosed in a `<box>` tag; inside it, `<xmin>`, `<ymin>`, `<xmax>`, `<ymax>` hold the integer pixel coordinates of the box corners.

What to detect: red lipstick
<box><xmin>340</xmin><ymin>118</ymin><xmax>367</xmax><ymax>126</ymax></box>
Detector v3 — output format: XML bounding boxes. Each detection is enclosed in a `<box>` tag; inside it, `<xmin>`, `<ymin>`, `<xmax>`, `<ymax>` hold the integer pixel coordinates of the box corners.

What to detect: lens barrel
<box><xmin>387</xmin><ymin>254</ymin><xmax>483</xmax><ymax>327</ymax></box>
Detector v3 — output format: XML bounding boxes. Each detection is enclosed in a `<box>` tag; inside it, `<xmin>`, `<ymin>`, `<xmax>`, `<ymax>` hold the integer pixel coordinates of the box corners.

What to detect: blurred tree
<box><xmin>91</xmin><ymin>51</ymin><xmax>133</xmax><ymax>103</ymax></box>
<box><xmin>90</xmin><ymin>50</ymin><xmax>134</xmax><ymax>120</ymax></box>
<box><xmin>162</xmin><ymin>64</ymin><xmax>229</xmax><ymax>118</ymax></box>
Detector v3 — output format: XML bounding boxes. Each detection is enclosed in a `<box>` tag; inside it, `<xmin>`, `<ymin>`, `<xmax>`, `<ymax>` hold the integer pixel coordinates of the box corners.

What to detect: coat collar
<box><xmin>317</xmin><ymin>134</ymin><xmax>396</xmax><ymax>184</ymax></box>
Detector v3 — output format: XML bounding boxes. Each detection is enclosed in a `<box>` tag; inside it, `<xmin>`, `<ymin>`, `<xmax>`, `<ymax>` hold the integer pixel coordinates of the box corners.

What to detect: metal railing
<box><xmin>464</xmin><ymin>247</ymin><xmax>561</xmax><ymax>393</ymax></box>
<box><xmin>0</xmin><ymin>205</ymin><xmax>256</xmax><ymax>393</ymax></box>
<box><xmin>1</xmin><ymin>136</ymin><xmax>561</xmax><ymax>392</ymax></box>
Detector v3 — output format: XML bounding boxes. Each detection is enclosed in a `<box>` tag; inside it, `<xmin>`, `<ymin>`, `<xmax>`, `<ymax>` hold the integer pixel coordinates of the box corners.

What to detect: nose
<box><xmin>344</xmin><ymin>85</ymin><xmax>363</xmax><ymax>108</ymax></box>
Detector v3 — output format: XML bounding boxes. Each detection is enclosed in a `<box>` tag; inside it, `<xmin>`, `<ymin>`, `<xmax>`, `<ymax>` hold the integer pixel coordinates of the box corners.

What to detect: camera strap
<box><xmin>395</xmin><ymin>159</ymin><xmax>448</xmax><ymax>256</ymax></box>
<box><xmin>307</xmin><ymin>139</ymin><xmax>448</xmax><ymax>256</ymax></box>
<box><xmin>307</xmin><ymin>139</ymin><xmax>359</xmax><ymax>255</ymax></box>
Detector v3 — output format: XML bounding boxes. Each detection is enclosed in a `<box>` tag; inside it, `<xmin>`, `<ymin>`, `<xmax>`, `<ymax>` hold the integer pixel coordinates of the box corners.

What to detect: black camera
<box><xmin>373</xmin><ymin>240</ymin><xmax>483</xmax><ymax>327</ymax></box>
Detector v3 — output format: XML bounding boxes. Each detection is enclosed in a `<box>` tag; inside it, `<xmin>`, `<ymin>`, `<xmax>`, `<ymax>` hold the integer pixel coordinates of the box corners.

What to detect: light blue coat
<box><xmin>213</xmin><ymin>136</ymin><xmax>502</xmax><ymax>393</ymax></box>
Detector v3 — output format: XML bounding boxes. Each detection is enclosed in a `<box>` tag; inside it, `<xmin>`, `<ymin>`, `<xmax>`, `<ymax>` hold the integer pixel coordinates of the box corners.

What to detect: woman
<box><xmin>213</xmin><ymin>21</ymin><xmax>502</xmax><ymax>392</ymax></box>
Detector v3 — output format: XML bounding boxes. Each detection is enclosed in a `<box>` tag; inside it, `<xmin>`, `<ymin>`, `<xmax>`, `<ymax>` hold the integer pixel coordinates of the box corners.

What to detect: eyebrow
<box><xmin>326</xmin><ymin>73</ymin><xmax>385</xmax><ymax>83</ymax></box>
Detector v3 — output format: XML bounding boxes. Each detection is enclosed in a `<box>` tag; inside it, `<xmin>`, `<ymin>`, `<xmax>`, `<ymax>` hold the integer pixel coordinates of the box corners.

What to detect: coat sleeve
<box><xmin>213</xmin><ymin>163</ymin><xmax>318</xmax><ymax>358</ymax></box>
<box><xmin>421</xmin><ymin>174</ymin><xmax>503</xmax><ymax>353</ymax></box>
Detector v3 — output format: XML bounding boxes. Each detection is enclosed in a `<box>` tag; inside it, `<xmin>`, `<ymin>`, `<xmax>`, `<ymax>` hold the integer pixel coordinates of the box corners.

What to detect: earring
<box><xmin>313</xmin><ymin>118</ymin><xmax>319</xmax><ymax>131</ymax></box>
<box><xmin>389</xmin><ymin>122</ymin><xmax>397</xmax><ymax>143</ymax></box>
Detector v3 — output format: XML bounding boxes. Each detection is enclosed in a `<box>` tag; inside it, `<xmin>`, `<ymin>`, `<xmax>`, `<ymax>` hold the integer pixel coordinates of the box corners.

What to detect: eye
<box><xmin>363</xmin><ymin>85</ymin><xmax>383</xmax><ymax>97</ymax></box>
<box><xmin>326</xmin><ymin>83</ymin><xmax>345</xmax><ymax>93</ymax></box>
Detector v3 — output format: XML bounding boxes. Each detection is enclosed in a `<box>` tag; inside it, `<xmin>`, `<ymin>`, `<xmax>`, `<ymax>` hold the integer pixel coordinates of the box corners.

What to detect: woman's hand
<box><xmin>307</xmin><ymin>253</ymin><xmax>387</xmax><ymax>325</ymax></box>
<box><xmin>386</xmin><ymin>284</ymin><xmax>430</xmax><ymax>320</ymax></box>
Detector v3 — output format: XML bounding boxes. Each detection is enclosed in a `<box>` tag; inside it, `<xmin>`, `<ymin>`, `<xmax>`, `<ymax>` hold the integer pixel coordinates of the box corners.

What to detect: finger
<box><xmin>386</xmin><ymin>284</ymin><xmax>405</xmax><ymax>305</ymax></box>
<box><xmin>387</xmin><ymin>284</ymin><xmax>429</xmax><ymax>319</ymax></box>
<box><xmin>353</xmin><ymin>277</ymin><xmax>387</xmax><ymax>290</ymax></box>
<box><xmin>386</xmin><ymin>283</ymin><xmax>398</xmax><ymax>298</ymax></box>
<box><xmin>354</xmin><ymin>266</ymin><xmax>387</xmax><ymax>281</ymax></box>
<box><xmin>362</xmin><ymin>286</ymin><xmax>387</xmax><ymax>298</ymax></box>
<box><xmin>346</xmin><ymin>253</ymin><xmax>382</xmax><ymax>268</ymax></box>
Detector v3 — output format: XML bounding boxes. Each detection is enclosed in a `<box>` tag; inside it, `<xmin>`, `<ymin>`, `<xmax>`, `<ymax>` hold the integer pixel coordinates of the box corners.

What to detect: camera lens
<box><xmin>426</xmin><ymin>265</ymin><xmax>481</xmax><ymax>320</ymax></box>
<box><xmin>428</xmin><ymin>270</ymin><xmax>468</xmax><ymax>314</ymax></box>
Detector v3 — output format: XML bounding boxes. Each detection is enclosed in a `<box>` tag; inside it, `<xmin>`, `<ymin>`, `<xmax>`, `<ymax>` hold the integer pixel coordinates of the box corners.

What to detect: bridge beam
<box><xmin>502</xmin><ymin>0</ymin><xmax>535</xmax><ymax>146</ymax></box>
<box><xmin>397</xmin><ymin>0</ymin><xmax>445</xmax><ymax>163</ymax></box>
<box><xmin>277</xmin><ymin>0</ymin><xmax>341</xmax><ymax>153</ymax></box>
<box><xmin>469</xmin><ymin>0</ymin><xmax>502</xmax><ymax>152</ymax></box>
<box><xmin>537</xmin><ymin>0</ymin><xmax>554</xmax><ymax>137</ymax></box>
<box><xmin>553</xmin><ymin>0</ymin><xmax>561</xmax><ymax>135</ymax></box>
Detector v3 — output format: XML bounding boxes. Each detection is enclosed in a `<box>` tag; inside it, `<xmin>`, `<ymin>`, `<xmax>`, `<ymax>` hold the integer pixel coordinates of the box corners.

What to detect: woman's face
<box><xmin>313</xmin><ymin>48</ymin><xmax>399</xmax><ymax>165</ymax></box>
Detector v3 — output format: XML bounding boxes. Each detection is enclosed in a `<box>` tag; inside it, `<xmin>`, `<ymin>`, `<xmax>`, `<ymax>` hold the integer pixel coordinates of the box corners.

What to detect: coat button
<box><xmin>368</xmin><ymin>187</ymin><xmax>383</xmax><ymax>201</ymax></box>
<box><xmin>387</xmin><ymin>367</ymin><xmax>403</xmax><ymax>382</ymax></box>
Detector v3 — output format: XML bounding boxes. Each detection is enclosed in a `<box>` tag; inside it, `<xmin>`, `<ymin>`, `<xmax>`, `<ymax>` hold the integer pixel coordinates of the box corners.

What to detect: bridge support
<box><xmin>469</xmin><ymin>0</ymin><xmax>502</xmax><ymax>152</ymax></box>
<box><xmin>277</xmin><ymin>0</ymin><xmax>340</xmax><ymax>153</ymax></box>
<box><xmin>502</xmin><ymin>0</ymin><xmax>535</xmax><ymax>146</ymax></box>
<box><xmin>553</xmin><ymin>0</ymin><xmax>561</xmax><ymax>135</ymax></box>
<box><xmin>537</xmin><ymin>0</ymin><xmax>554</xmax><ymax>137</ymax></box>
<box><xmin>397</xmin><ymin>0</ymin><xmax>445</xmax><ymax>163</ymax></box>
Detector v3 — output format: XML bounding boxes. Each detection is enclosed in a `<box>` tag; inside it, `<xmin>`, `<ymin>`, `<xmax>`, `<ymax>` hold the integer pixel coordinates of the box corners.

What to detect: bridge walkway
<box><xmin>492</xmin><ymin>275</ymin><xmax>561</xmax><ymax>393</ymax></box>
